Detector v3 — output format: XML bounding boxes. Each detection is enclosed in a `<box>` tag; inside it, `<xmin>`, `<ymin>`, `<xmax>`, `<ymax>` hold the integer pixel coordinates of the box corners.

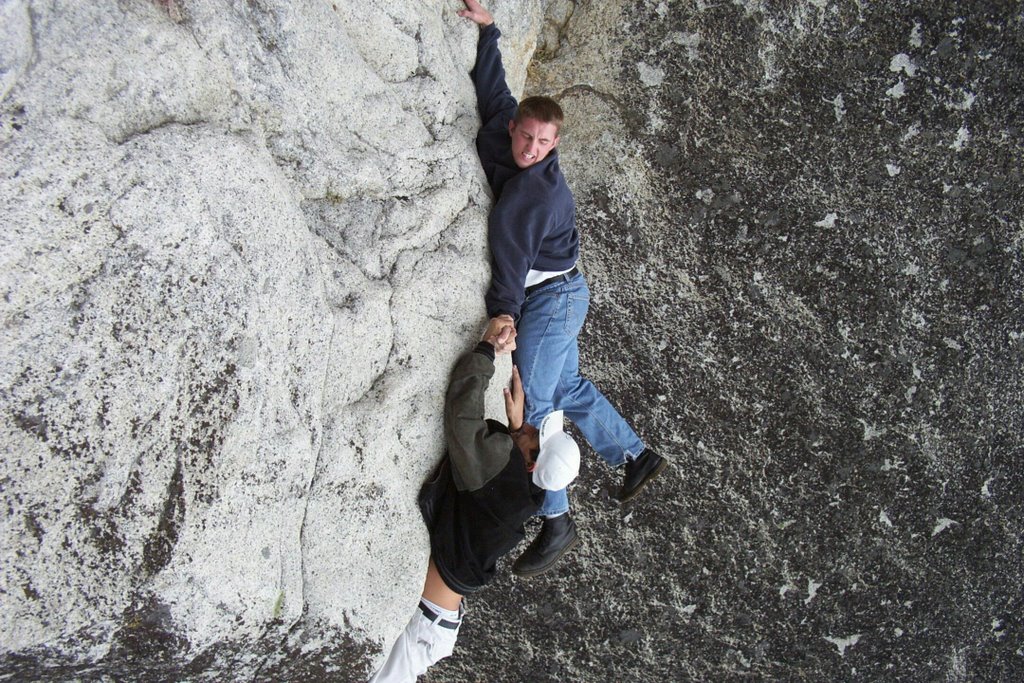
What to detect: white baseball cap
<box><xmin>532</xmin><ymin>410</ymin><xmax>580</xmax><ymax>491</ymax></box>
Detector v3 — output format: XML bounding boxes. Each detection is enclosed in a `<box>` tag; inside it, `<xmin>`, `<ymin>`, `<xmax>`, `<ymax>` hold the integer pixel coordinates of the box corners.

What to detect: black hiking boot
<box><xmin>617</xmin><ymin>449</ymin><xmax>667</xmax><ymax>503</ymax></box>
<box><xmin>511</xmin><ymin>513</ymin><xmax>579</xmax><ymax>578</ymax></box>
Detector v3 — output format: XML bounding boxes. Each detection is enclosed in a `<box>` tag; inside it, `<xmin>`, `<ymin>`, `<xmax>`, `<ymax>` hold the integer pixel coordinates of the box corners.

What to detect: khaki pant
<box><xmin>368</xmin><ymin>602</ymin><xmax>462</xmax><ymax>683</ymax></box>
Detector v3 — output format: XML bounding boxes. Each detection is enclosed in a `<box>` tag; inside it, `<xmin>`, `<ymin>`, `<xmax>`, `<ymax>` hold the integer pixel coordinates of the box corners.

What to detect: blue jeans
<box><xmin>513</xmin><ymin>272</ymin><xmax>645</xmax><ymax>516</ymax></box>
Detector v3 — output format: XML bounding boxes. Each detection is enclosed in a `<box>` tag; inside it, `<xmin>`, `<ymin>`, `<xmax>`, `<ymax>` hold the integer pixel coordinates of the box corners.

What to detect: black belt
<box><xmin>419</xmin><ymin>601</ymin><xmax>460</xmax><ymax>630</ymax></box>
<box><xmin>524</xmin><ymin>266</ymin><xmax>579</xmax><ymax>297</ymax></box>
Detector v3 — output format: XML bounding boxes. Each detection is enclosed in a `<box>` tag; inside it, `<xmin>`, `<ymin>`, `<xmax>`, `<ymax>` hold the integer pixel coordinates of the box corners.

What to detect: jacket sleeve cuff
<box><xmin>474</xmin><ymin>341</ymin><xmax>496</xmax><ymax>361</ymax></box>
<box><xmin>486</xmin><ymin>308</ymin><xmax>520</xmax><ymax>323</ymax></box>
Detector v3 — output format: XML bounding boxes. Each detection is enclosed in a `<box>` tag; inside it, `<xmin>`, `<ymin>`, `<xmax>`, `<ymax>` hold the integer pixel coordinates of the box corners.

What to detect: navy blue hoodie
<box><xmin>471</xmin><ymin>24</ymin><xmax>579</xmax><ymax>321</ymax></box>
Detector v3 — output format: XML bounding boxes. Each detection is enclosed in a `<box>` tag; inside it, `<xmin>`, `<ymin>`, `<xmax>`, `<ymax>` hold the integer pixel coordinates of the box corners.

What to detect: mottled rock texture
<box><xmin>1</xmin><ymin>0</ymin><xmax>540</xmax><ymax>679</ymax></box>
<box><xmin>435</xmin><ymin>1</ymin><xmax>1024</xmax><ymax>682</ymax></box>
<box><xmin>1</xmin><ymin>0</ymin><xmax>1021</xmax><ymax>681</ymax></box>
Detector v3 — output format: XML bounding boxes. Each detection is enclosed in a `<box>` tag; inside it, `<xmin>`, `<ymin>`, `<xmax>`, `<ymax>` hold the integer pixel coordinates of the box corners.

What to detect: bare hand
<box><xmin>483</xmin><ymin>314</ymin><xmax>516</xmax><ymax>354</ymax></box>
<box><xmin>457</xmin><ymin>0</ymin><xmax>494</xmax><ymax>26</ymax></box>
<box><xmin>503</xmin><ymin>365</ymin><xmax>525</xmax><ymax>430</ymax></box>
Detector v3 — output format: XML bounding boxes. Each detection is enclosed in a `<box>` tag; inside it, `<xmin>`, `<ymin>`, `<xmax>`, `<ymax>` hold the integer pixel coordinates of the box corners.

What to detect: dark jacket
<box><xmin>418</xmin><ymin>342</ymin><xmax>545</xmax><ymax>594</ymax></box>
<box><xmin>471</xmin><ymin>24</ymin><xmax>579</xmax><ymax>321</ymax></box>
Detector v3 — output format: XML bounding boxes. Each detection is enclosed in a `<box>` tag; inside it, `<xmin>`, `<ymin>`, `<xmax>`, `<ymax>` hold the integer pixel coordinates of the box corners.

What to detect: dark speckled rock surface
<box><xmin>431</xmin><ymin>1</ymin><xmax>1022</xmax><ymax>681</ymax></box>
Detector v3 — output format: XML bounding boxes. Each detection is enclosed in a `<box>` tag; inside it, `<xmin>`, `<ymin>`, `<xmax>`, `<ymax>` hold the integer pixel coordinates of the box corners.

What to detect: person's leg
<box><xmin>368</xmin><ymin>559</ymin><xmax>463</xmax><ymax>683</ymax></box>
<box><xmin>522</xmin><ymin>276</ymin><xmax>643</xmax><ymax>465</ymax></box>
<box><xmin>509</xmin><ymin>283</ymin><xmax>580</xmax><ymax>574</ymax></box>
<box><xmin>513</xmin><ymin>289</ymin><xmax>574</xmax><ymax>427</ymax></box>
<box><xmin>540</xmin><ymin>276</ymin><xmax>666</xmax><ymax>504</ymax></box>
<box><xmin>534</xmin><ymin>487</ymin><xmax>569</xmax><ymax>517</ymax></box>
<box><xmin>510</xmin><ymin>276</ymin><xmax>586</xmax><ymax>576</ymax></box>
<box><xmin>513</xmin><ymin>286</ymin><xmax>577</xmax><ymax>517</ymax></box>
<box><xmin>552</xmin><ymin>320</ymin><xmax>645</xmax><ymax>467</ymax></box>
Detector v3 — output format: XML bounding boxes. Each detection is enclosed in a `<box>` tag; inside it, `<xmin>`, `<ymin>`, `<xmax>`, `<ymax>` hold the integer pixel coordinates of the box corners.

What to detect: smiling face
<box><xmin>508</xmin><ymin>117</ymin><xmax>560</xmax><ymax>169</ymax></box>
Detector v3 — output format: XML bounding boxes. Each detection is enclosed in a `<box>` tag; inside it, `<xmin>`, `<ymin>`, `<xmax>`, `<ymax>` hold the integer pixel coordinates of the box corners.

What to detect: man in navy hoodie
<box><xmin>458</xmin><ymin>0</ymin><xmax>668</xmax><ymax>578</ymax></box>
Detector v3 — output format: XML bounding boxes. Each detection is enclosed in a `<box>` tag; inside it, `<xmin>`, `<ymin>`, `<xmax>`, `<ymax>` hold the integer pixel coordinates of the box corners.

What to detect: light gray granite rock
<box><xmin>0</xmin><ymin>0</ymin><xmax>32</xmax><ymax>102</ymax></box>
<box><xmin>0</xmin><ymin>0</ymin><xmax>533</xmax><ymax>676</ymax></box>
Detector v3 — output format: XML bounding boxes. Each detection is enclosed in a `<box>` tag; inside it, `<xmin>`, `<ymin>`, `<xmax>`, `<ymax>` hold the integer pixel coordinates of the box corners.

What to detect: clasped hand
<box><xmin>482</xmin><ymin>314</ymin><xmax>516</xmax><ymax>354</ymax></box>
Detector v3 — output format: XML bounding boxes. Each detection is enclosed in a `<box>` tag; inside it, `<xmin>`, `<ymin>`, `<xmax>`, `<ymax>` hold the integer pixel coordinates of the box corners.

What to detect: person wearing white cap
<box><xmin>368</xmin><ymin>323</ymin><xmax>579</xmax><ymax>683</ymax></box>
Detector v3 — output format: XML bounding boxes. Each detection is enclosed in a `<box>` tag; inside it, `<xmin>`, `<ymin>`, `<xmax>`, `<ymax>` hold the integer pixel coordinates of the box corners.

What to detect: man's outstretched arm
<box><xmin>459</xmin><ymin>0</ymin><xmax>517</xmax><ymax>128</ymax></box>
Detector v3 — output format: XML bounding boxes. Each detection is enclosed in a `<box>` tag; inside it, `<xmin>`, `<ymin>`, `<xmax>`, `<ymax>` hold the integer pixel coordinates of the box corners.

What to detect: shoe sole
<box><xmin>617</xmin><ymin>457</ymin><xmax>668</xmax><ymax>504</ymax></box>
<box><xmin>511</xmin><ymin>534</ymin><xmax>580</xmax><ymax>578</ymax></box>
